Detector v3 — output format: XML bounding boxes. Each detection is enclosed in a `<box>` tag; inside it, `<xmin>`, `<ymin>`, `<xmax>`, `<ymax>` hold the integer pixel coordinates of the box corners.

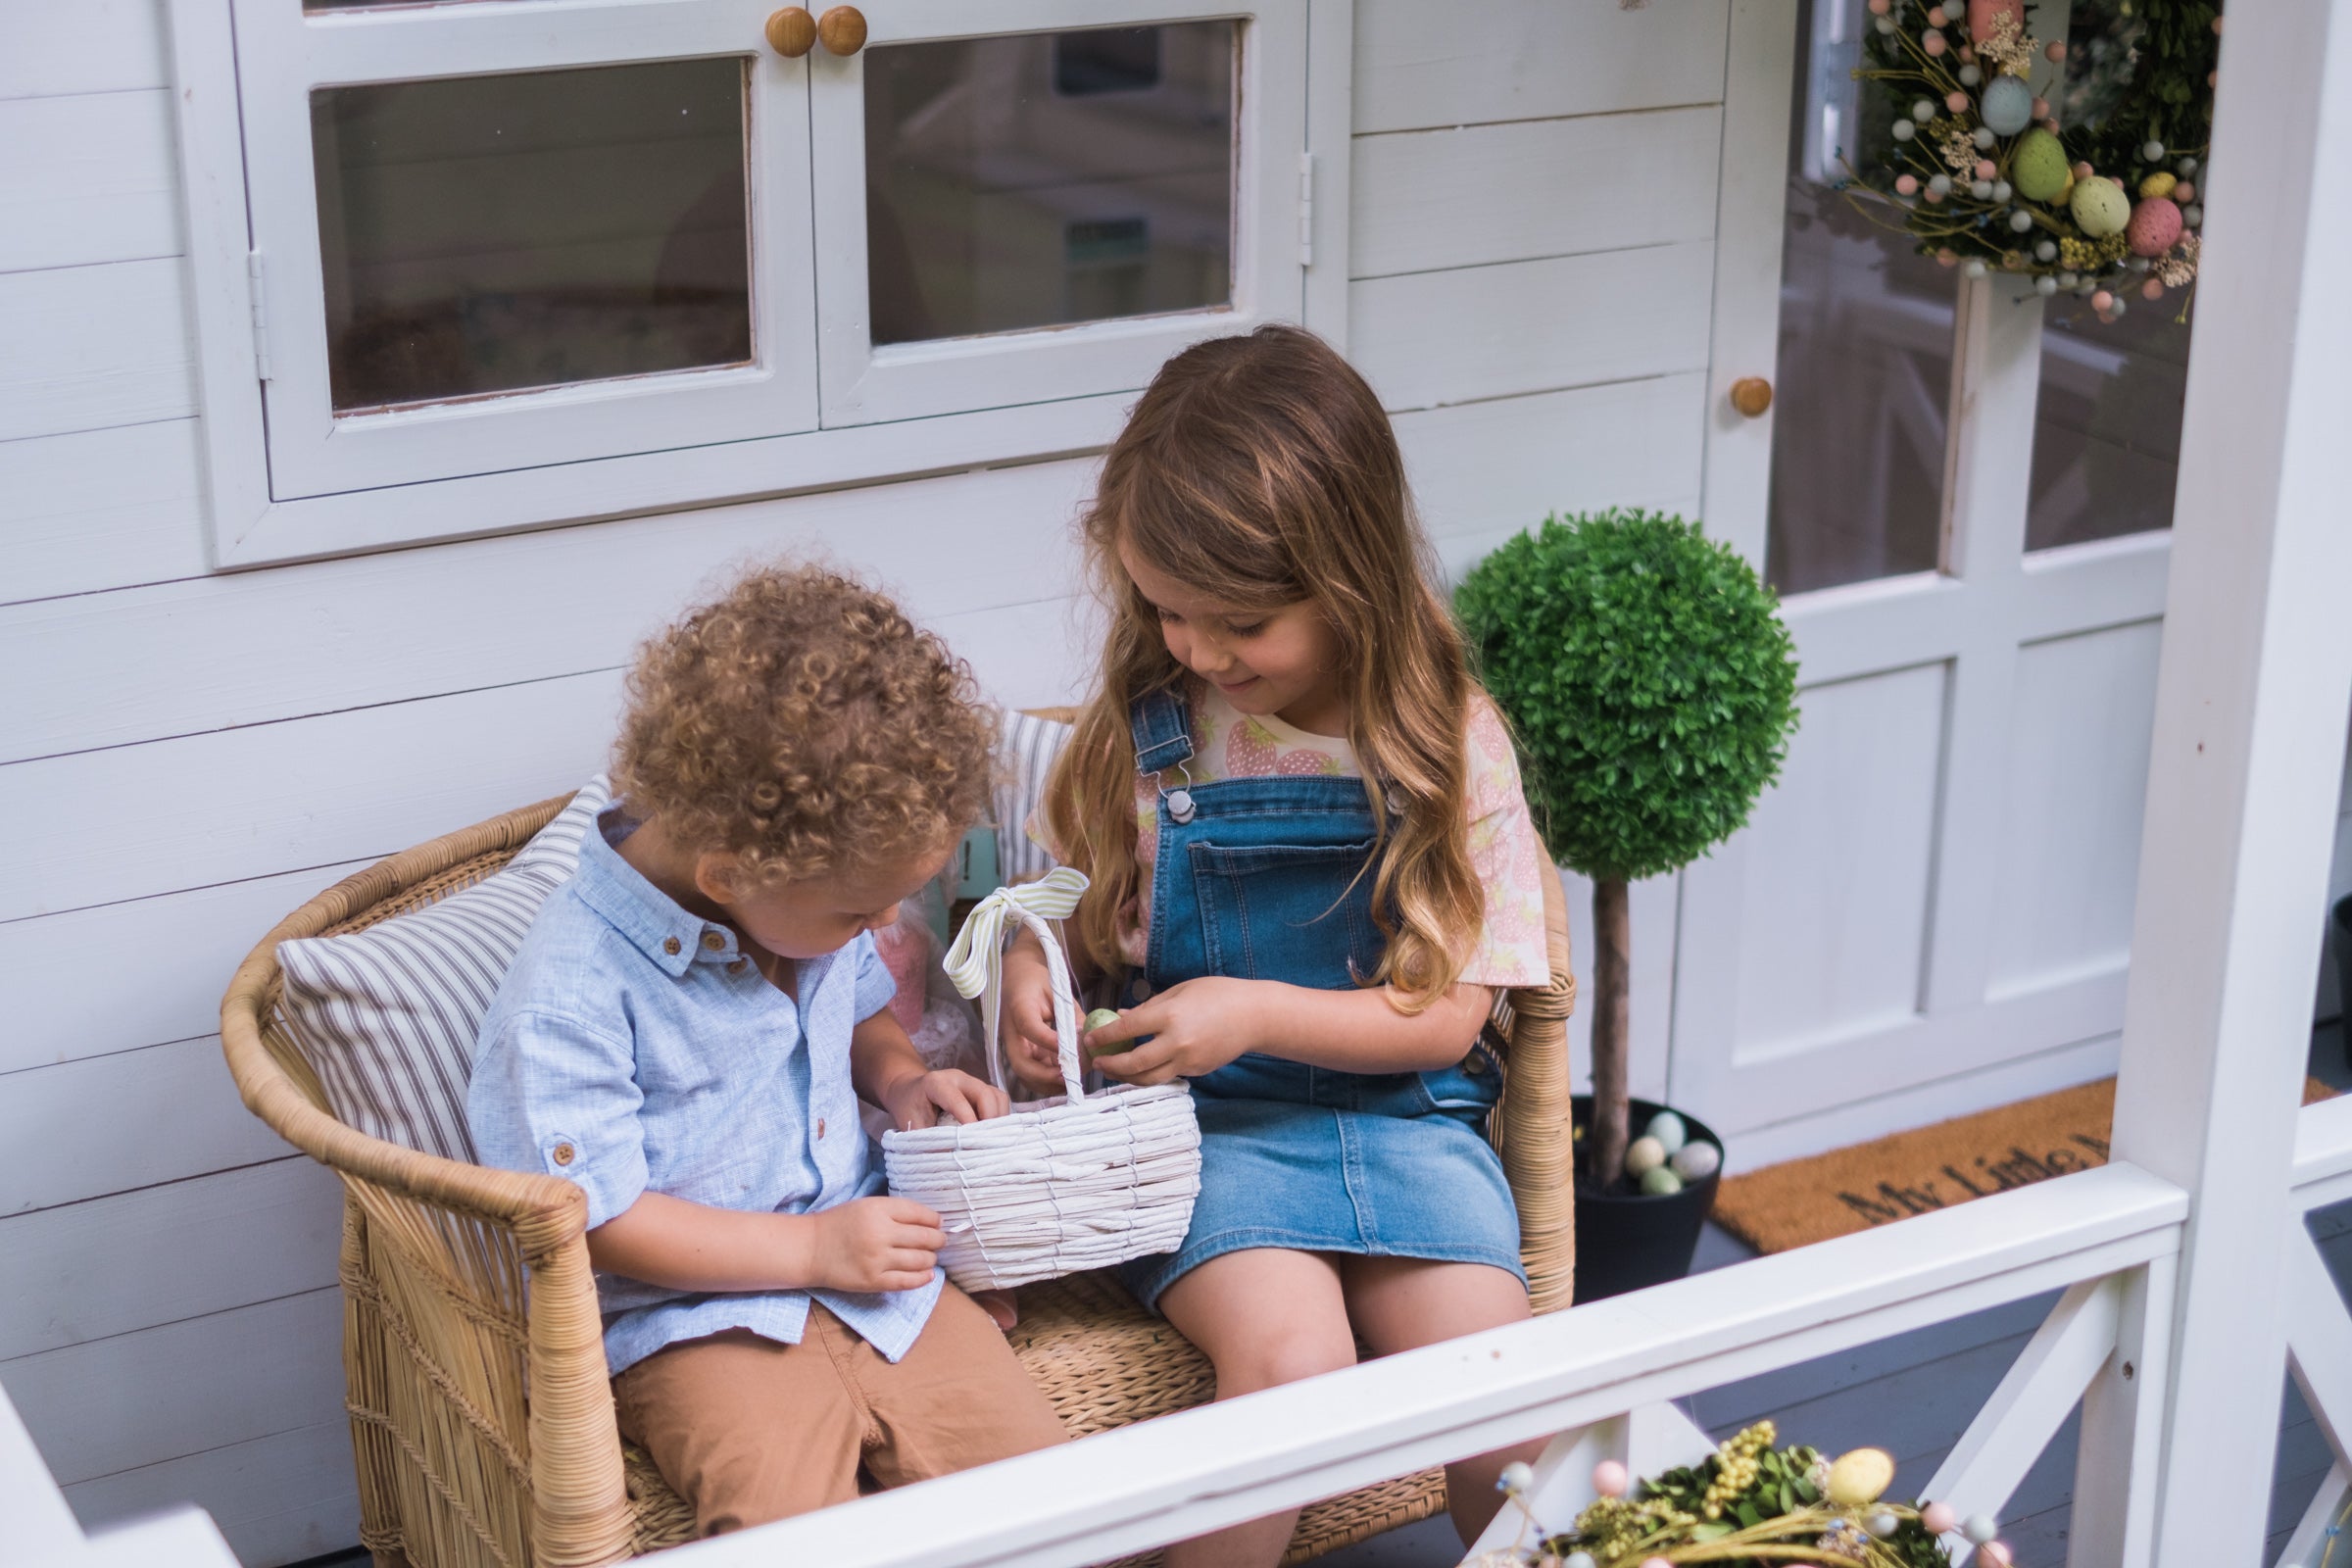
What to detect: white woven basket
<box><xmin>881</xmin><ymin>868</ymin><xmax>1201</xmax><ymax>1292</ymax></box>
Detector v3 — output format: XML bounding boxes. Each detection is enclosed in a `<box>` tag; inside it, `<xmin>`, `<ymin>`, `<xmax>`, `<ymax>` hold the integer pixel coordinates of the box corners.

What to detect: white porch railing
<box><xmin>2270</xmin><ymin>1097</ymin><xmax>2352</xmax><ymax>1566</ymax></box>
<box><xmin>674</xmin><ymin>1163</ymin><xmax>2184</xmax><ymax>1568</ymax></box>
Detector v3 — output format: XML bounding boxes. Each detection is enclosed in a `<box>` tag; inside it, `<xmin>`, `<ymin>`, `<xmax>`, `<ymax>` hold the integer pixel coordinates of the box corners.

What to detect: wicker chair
<box><xmin>220</xmin><ymin>794</ymin><xmax>1577</xmax><ymax>1568</ymax></box>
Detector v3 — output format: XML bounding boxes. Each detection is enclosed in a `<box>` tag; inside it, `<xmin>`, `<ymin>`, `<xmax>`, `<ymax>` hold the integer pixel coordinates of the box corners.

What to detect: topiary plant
<box><xmin>1456</xmin><ymin>510</ymin><xmax>1800</xmax><ymax>1189</ymax></box>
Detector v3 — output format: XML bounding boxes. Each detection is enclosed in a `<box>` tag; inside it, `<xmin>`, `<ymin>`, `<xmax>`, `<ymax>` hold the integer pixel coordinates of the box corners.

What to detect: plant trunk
<box><xmin>1590</xmin><ymin>876</ymin><xmax>1633</xmax><ymax>1189</ymax></box>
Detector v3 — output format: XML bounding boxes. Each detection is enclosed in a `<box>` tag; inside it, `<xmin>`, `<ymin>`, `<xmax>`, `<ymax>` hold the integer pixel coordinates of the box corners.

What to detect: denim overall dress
<box><xmin>1116</xmin><ymin>687</ymin><xmax>1526</xmax><ymax>1312</ymax></box>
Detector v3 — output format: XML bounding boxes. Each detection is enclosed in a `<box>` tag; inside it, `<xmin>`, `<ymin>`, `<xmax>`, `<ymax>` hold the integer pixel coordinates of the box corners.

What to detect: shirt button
<box><xmin>702</xmin><ymin>931</ymin><xmax>725</xmax><ymax>952</ymax></box>
<box><xmin>662</xmin><ymin>936</ymin><xmax>681</xmax><ymax>956</ymax></box>
<box><xmin>552</xmin><ymin>1143</ymin><xmax>576</xmax><ymax>1166</ymax></box>
<box><xmin>728</xmin><ymin>959</ymin><xmax>748</xmax><ymax>976</ymax></box>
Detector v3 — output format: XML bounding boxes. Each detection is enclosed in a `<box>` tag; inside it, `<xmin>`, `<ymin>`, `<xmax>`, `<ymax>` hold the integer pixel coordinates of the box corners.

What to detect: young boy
<box><xmin>469</xmin><ymin>564</ymin><xmax>1067</xmax><ymax>1536</ymax></box>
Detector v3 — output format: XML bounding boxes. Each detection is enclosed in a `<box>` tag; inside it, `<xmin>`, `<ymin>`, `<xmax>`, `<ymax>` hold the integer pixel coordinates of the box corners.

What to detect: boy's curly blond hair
<box><xmin>612</xmin><ymin>564</ymin><xmax>997</xmax><ymax>885</ymax></box>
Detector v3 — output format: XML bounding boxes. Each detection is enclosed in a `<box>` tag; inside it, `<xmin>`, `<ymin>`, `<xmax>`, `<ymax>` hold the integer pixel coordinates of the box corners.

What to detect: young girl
<box><xmin>1002</xmin><ymin>324</ymin><xmax>1554</xmax><ymax>1565</ymax></box>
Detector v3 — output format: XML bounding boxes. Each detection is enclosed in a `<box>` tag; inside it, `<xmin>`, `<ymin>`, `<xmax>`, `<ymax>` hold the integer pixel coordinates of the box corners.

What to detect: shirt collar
<box><xmin>572</xmin><ymin>806</ymin><xmax>738</xmax><ymax>978</ymax></box>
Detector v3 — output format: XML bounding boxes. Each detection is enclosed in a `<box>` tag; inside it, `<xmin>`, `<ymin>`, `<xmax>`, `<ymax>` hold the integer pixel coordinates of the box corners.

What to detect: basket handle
<box><xmin>942</xmin><ymin>867</ymin><xmax>1091</xmax><ymax>1102</ymax></box>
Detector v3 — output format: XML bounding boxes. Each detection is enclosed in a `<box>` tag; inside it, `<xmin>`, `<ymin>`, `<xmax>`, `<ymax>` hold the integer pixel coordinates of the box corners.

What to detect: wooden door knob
<box><xmin>817</xmin><ymin>5</ymin><xmax>868</xmax><ymax>54</ymax></box>
<box><xmin>764</xmin><ymin>7</ymin><xmax>816</xmax><ymax>56</ymax></box>
<box><xmin>764</xmin><ymin>7</ymin><xmax>817</xmax><ymax>56</ymax></box>
<box><xmin>1729</xmin><ymin>377</ymin><xmax>1774</xmax><ymax>417</ymax></box>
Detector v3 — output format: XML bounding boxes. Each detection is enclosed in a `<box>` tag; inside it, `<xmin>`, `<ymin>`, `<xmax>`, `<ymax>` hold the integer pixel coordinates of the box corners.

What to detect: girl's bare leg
<box><xmin>1340</xmin><ymin>1256</ymin><xmax>1543</xmax><ymax>1543</ymax></box>
<box><xmin>1156</xmin><ymin>1249</ymin><xmax>1355</xmax><ymax>1568</ymax></box>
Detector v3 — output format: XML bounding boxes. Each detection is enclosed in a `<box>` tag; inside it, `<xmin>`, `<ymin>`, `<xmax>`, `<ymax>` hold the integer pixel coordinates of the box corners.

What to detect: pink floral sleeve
<box><xmin>1459</xmin><ymin>701</ymin><xmax>1552</xmax><ymax>990</ymax></box>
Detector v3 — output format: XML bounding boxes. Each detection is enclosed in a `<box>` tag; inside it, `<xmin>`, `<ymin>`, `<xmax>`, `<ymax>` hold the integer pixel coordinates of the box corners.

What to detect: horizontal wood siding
<box><xmin>0</xmin><ymin>0</ymin><xmax>1726</xmax><ymax>1556</ymax></box>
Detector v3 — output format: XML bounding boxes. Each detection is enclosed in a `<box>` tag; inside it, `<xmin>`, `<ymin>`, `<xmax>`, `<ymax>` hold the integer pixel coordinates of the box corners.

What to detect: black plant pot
<box><xmin>1571</xmin><ymin>1095</ymin><xmax>1723</xmax><ymax>1302</ymax></box>
<box><xmin>2333</xmin><ymin>894</ymin><xmax>2352</xmax><ymax>1047</ymax></box>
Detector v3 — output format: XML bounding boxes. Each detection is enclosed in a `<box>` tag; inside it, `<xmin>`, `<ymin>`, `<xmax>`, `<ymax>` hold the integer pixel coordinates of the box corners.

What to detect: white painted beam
<box><xmin>2105</xmin><ymin>0</ymin><xmax>2352</xmax><ymax>1560</ymax></box>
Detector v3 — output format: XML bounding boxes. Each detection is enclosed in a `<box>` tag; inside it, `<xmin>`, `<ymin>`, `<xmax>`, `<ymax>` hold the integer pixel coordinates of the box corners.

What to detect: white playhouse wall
<box><xmin>0</xmin><ymin>3</ymin><xmax>1719</xmax><ymax>1560</ymax></box>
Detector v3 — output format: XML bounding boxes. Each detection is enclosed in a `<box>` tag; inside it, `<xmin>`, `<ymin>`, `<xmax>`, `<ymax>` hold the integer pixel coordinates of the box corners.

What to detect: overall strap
<box><xmin>1129</xmin><ymin>685</ymin><xmax>1196</xmax><ymax>775</ymax></box>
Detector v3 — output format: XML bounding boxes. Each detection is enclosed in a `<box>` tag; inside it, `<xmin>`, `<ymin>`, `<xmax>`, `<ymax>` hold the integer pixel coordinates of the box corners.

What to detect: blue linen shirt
<box><xmin>468</xmin><ymin>807</ymin><xmax>942</xmax><ymax>1374</ymax></box>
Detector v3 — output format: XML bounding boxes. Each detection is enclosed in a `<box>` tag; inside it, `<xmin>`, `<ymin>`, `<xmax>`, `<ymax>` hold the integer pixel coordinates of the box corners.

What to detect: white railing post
<box><xmin>2102</xmin><ymin>0</ymin><xmax>2352</xmax><ymax>1561</ymax></box>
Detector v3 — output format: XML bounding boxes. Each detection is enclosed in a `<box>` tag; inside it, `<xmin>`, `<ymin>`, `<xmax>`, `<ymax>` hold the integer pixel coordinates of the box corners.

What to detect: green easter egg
<box><xmin>1083</xmin><ymin>1007</ymin><xmax>1130</xmax><ymax>1052</ymax></box>
<box><xmin>2011</xmin><ymin>127</ymin><xmax>2070</xmax><ymax>203</ymax></box>
<box><xmin>2071</xmin><ymin>175</ymin><xmax>2132</xmax><ymax>237</ymax></box>
<box><xmin>1641</xmin><ymin>1165</ymin><xmax>1685</xmax><ymax>1196</ymax></box>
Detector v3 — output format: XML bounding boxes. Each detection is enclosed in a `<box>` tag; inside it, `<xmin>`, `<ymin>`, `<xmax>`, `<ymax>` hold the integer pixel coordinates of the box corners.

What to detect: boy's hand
<box><xmin>1085</xmin><ymin>977</ymin><xmax>1262</xmax><ymax>1086</ymax></box>
<box><xmin>880</xmin><ymin>1067</ymin><xmax>1010</xmax><ymax>1132</ymax></box>
<box><xmin>808</xmin><ymin>1197</ymin><xmax>946</xmax><ymax>1294</ymax></box>
<box><xmin>1000</xmin><ymin>936</ymin><xmax>1071</xmax><ymax>1093</ymax></box>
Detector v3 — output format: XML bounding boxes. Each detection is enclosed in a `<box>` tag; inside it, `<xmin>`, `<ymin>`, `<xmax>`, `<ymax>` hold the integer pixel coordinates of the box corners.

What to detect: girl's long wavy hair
<box><xmin>1044</xmin><ymin>324</ymin><xmax>1485</xmax><ymax>1010</ymax></box>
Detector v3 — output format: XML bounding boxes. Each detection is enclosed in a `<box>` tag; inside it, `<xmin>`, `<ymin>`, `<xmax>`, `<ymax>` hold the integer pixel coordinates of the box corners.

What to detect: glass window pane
<box><xmin>312</xmin><ymin>59</ymin><xmax>751</xmax><ymax>412</ymax></box>
<box><xmin>862</xmin><ymin>23</ymin><xmax>1235</xmax><ymax>348</ymax></box>
<box><xmin>1765</xmin><ymin>0</ymin><xmax>1955</xmax><ymax>597</ymax></box>
<box><xmin>2027</xmin><ymin>300</ymin><xmax>2186</xmax><ymax>551</ymax></box>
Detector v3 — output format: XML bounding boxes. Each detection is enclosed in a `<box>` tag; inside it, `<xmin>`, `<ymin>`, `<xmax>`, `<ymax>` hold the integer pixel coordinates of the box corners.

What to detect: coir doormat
<box><xmin>1712</xmin><ymin>1075</ymin><xmax>2336</xmax><ymax>1255</ymax></box>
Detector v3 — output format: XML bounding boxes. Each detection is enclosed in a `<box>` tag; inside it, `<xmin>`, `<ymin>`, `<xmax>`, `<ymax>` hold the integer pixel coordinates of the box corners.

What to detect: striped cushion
<box><xmin>276</xmin><ymin>778</ymin><xmax>610</xmax><ymax>1160</ymax></box>
<box><xmin>996</xmin><ymin>710</ymin><xmax>1072</xmax><ymax>886</ymax></box>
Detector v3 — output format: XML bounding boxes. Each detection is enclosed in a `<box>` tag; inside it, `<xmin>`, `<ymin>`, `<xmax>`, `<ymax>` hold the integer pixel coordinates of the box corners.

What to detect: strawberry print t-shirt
<box><xmin>1038</xmin><ymin>686</ymin><xmax>1552</xmax><ymax>988</ymax></box>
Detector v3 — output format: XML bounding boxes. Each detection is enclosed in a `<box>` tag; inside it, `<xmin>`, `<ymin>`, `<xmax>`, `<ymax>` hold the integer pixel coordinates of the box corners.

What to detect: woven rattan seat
<box><xmin>221</xmin><ymin>793</ymin><xmax>1576</xmax><ymax>1566</ymax></box>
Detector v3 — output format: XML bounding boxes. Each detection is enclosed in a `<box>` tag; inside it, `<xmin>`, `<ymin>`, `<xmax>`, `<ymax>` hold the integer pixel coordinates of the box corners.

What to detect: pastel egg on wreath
<box><xmin>1973</xmin><ymin>125</ymin><xmax>1997</xmax><ymax>149</ymax></box>
<box><xmin>1959</xmin><ymin>62</ymin><xmax>1984</xmax><ymax>85</ymax></box>
<box><xmin>1980</xmin><ymin>73</ymin><xmax>2035</xmax><ymax>135</ymax></box>
<box><xmin>2045</xmin><ymin>37</ymin><xmax>2067</xmax><ymax>60</ymax></box>
<box><xmin>2128</xmin><ymin>195</ymin><xmax>2184</xmax><ymax>257</ymax></box>
<box><xmin>1625</xmin><ymin>1135</ymin><xmax>1667</xmax><ymax>1176</ymax></box>
<box><xmin>1929</xmin><ymin>172</ymin><xmax>1954</xmax><ymax>196</ymax></box>
<box><xmin>2034</xmin><ymin>238</ymin><xmax>2057</xmax><ymax>261</ymax></box>
<box><xmin>1969</xmin><ymin>0</ymin><xmax>2026</xmax><ymax>36</ymax></box>
<box><xmin>1921</xmin><ymin>1500</ymin><xmax>1960</xmax><ymax>1535</ymax></box>
<box><xmin>1924</xmin><ymin>28</ymin><xmax>1948</xmax><ymax>55</ymax></box>
<box><xmin>2010</xmin><ymin>126</ymin><xmax>2071</xmax><ymax>201</ymax></box>
<box><xmin>1914</xmin><ymin>98</ymin><xmax>1940</xmax><ymax>123</ymax></box>
<box><xmin>1892</xmin><ymin>119</ymin><xmax>1917</xmax><ymax>141</ymax></box>
<box><xmin>1992</xmin><ymin>178</ymin><xmax>2013</xmax><ymax>201</ymax></box>
<box><xmin>2183</xmin><ymin>203</ymin><xmax>2204</xmax><ymax>227</ymax></box>
<box><xmin>2142</xmin><ymin>138</ymin><xmax>2166</xmax><ymax>162</ymax></box>
<box><xmin>1944</xmin><ymin>89</ymin><xmax>1971</xmax><ymax>114</ymax></box>
<box><xmin>1641</xmin><ymin>1164</ymin><xmax>1684</xmax><ymax>1196</ymax></box>
<box><xmin>1961</xmin><ymin>1514</ymin><xmax>2000</xmax><ymax>1545</ymax></box>
<box><xmin>1671</xmin><ymin>1140</ymin><xmax>1721</xmax><ymax>1181</ymax></box>
<box><xmin>2177</xmin><ymin>155</ymin><xmax>2199</xmax><ymax>175</ymax></box>
<box><xmin>2071</xmin><ymin>176</ymin><xmax>2132</xmax><ymax>238</ymax></box>
<box><xmin>2091</xmin><ymin>288</ymin><xmax>2115</xmax><ymax>311</ymax></box>
<box><xmin>1865</xmin><ymin>1510</ymin><xmax>1902</xmax><ymax>1540</ymax></box>
<box><xmin>2008</xmin><ymin>209</ymin><xmax>2034</xmax><ymax>232</ymax></box>
<box><xmin>1974</xmin><ymin>157</ymin><xmax>1997</xmax><ymax>180</ymax></box>
<box><xmin>1825</xmin><ymin>1447</ymin><xmax>1897</xmax><ymax>1506</ymax></box>
<box><xmin>1592</xmin><ymin>1459</ymin><xmax>1630</xmax><ymax>1497</ymax></box>
<box><xmin>2034</xmin><ymin>274</ymin><xmax>2058</xmax><ymax>295</ymax></box>
<box><xmin>2141</xmin><ymin>277</ymin><xmax>2166</xmax><ymax>301</ymax></box>
<box><xmin>1896</xmin><ymin>172</ymin><xmax>1921</xmax><ymax>196</ymax></box>
<box><xmin>2140</xmin><ymin>171</ymin><xmax>2179</xmax><ymax>200</ymax></box>
<box><xmin>1971</xmin><ymin>178</ymin><xmax>1994</xmax><ymax>199</ymax></box>
<box><xmin>2175</xmin><ymin>180</ymin><xmax>2196</xmax><ymax>203</ymax></box>
<box><xmin>1643</xmin><ymin>1109</ymin><xmax>1688</xmax><ymax>1154</ymax></box>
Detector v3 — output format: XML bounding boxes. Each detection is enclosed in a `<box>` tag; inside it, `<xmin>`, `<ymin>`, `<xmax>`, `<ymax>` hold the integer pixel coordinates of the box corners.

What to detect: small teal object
<box><xmin>1980</xmin><ymin>74</ymin><xmax>2034</xmax><ymax>135</ymax></box>
<box><xmin>1643</xmin><ymin>1109</ymin><xmax>1687</xmax><ymax>1155</ymax></box>
<box><xmin>1963</xmin><ymin>1513</ymin><xmax>1999</xmax><ymax>1545</ymax></box>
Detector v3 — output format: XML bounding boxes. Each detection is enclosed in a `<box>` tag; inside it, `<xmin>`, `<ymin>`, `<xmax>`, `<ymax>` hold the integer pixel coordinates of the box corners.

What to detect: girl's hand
<box><xmin>999</xmin><ymin>935</ymin><xmax>1069</xmax><ymax>1092</ymax></box>
<box><xmin>1085</xmin><ymin>977</ymin><xmax>1264</xmax><ymax>1085</ymax></box>
<box><xmin>808</xmin><ymin>1197</ymin><xmax>944</xmax><ymax>1294</ymax></box>
<box><xmin>880</xmin><ymin>1068</ymin><xmax>1010</xmax><ymax>1132</ymax></box>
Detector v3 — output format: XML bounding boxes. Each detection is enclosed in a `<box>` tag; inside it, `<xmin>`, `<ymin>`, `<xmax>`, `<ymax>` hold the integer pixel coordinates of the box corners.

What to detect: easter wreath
<box><xmin>1475</xmin><ymin>1422</ymin><xmax>2021</xmax><ymax>1568</ymax></box>
<box><xmin>1852</xmin><ymin>0</ymin><xmax>2221</xmax><ymax>322</ymax></box>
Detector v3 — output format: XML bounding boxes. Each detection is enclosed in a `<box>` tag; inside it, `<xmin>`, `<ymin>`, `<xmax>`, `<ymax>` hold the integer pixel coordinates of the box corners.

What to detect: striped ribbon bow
<box><xmin>941</xmin><ymin>865</ymin><xmax>1092</xmax><ymax>1096</ymax></box>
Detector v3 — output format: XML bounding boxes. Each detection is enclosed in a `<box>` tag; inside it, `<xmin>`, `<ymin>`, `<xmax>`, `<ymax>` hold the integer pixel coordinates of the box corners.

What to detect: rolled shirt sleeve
<box><xmin>467</xmin><ymin>1007</ymin><xmax>650</xmax><ymax>1231</ymax></box>
<box><xmin>849</xmin><ymin>929</ymin><xmax>898</xmax><ymax>1024</ymax></box>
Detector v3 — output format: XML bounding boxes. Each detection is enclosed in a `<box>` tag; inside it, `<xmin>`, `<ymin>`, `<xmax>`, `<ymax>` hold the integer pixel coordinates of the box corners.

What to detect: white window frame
<box><xmin>167</xmin><ymin>0</ymin><xmax>1348</xmax><ymax>569</ymax></box>
<box><xmin>236</xmin><ymin>0</ymin><xmax>819</xmax><ymax>500</ymax></box>
<box><xmin>809</xmin><ymin>0</ymin><xmax>1304</xmax><ymax>428</ymax></box>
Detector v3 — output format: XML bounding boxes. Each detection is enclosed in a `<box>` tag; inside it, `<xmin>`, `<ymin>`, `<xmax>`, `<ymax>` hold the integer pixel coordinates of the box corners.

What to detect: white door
<box><xmin>1667</xmin><ymin>0</ymin><xmax>2187</xmax><ymax>1158</ymax></box>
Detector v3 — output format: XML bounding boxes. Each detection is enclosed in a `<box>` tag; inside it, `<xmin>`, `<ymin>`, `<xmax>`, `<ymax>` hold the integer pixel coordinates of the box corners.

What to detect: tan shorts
<box><xmin>612</xmin><ymin>1287</ymin><xmax>1068</xmax><ymax>1535</ymax></box>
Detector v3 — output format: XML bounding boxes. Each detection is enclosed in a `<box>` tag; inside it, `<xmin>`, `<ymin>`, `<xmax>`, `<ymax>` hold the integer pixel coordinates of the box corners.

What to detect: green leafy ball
<box><xmin>1455</xmin><ymin>510</ymin><xmax>1799</xmax><ymax>884</ymax></box>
